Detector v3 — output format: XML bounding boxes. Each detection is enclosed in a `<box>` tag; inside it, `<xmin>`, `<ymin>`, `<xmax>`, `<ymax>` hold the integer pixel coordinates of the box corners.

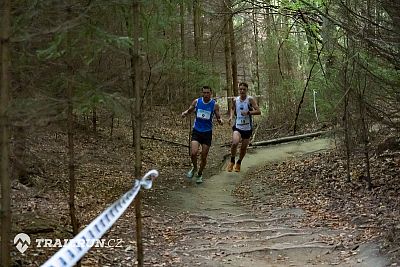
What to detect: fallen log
<box><xmin>250</xmin><ymin>130</ymin><xmax>329</xmax><ymax>147</ymax></box>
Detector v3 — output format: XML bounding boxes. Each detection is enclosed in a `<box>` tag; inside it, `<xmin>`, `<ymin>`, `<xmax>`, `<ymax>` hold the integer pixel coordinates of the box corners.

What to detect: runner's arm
<box><xmin>181</xmin><ymin>99</ymin><xmax>197</xmax><ymax>117</ymax></box>
<box><xmin>248</xmin><ymin>97</ymin><xmax>261</xmax><ymax>116</ymax></box>
<box><xmin>214</xmin><ymin>103</ymin><xmax>223</xmax><ymax>125</ymax></box>
<box><xmin>228</xmin><ymin>99</ymin><xmax>236</xmax><ymax>124</ymax></box>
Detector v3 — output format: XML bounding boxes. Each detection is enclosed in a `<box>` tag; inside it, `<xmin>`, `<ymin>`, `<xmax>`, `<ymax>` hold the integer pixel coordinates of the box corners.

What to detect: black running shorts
<box><xmin>232</xmin><ymin>126</ymin><xmax>252</xmax><ymax>140</ymax></box>
<box><xmin>191</xmin><ymin>129</ymin><xmax>213</xmax><ymax>146</ymax></box>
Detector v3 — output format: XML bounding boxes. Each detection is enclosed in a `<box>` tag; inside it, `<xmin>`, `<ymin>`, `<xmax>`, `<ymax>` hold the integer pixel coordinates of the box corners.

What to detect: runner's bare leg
<box><xmin>190</xmin><ymin>140</ymin><xmax>200</xmax><ymax>170</ymax></box>
<box><xmin>198</xmin><ymin>144</ymin><xmax>210</xmax><ymax>174</ymax></box>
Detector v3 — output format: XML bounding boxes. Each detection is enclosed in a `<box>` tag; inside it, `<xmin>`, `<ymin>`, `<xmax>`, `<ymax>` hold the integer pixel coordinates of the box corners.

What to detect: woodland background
<box><xmin>0</xmin><ymin>0</ymin><xmax>399</xmax><ymax>266</ymax></box>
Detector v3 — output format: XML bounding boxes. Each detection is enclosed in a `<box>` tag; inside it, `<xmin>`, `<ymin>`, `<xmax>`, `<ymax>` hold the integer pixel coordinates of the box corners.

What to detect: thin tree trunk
<box><xmin>263</xmin><ymin>0</ymin><xmax>276</xmax><ymax>120</ymax></box>
<box><xmin>65</xmin><ymin>8</ymin><xmax>79</xmax><ymax>267</ymax></box>
<box><xmin>252</xmin><ymin>3</ymin><xmax>261</xmax><ymax>103</ymax></box>
<box><xmin>343</xmin><ymin>94</ymin><xmax>351</xmax><ymax>182</ymax></box>
<box><xmin>322</xmin><ymin>2</ymin><xmax>336</xmax><ymax>81</ymax></box>
<box><xmin>122</xmin><ymin>11</ymin><xmax>136</xmax><ymax>146</ymax></box>
<box><xmin>67</xmin><ymin>76</ymin><xmax>79</xmax><ymax>238</ymax></box>
<box><xmin>223</xmin><ymin>10</ymin><xmax>233</xmax><ymax>113</ymax></box>
<box><xmin>359</xmin><ymin>77</ymin><xmax>372</xmax><ymax>190</ymax></box>
<box><xmin>343</xmin><ymin>32</ymin><xmax>352</xmax><ymax>183</ymax></box>
<box><xmin>193</xmin><ymin>0</ymin><xmax>201</xmax><ymax>59</ymax></box>
<box><xmin>127</xmin><ymin>26</ymin><xmax>136</xmax><ymax>147</ymax></box>
<box><xmin>179</xmin><ymin>1</ymin><xmax>187</xmax><ymax>104</ymax></box>
<box><xmin>0</xmin><ymin>0</ymin><xmax>11</xmax><ymax>265</ymax></box>
<box><xmin>133</xmin><ymin>0</ymin><xmax>142</xmax><ymax>177</ymax></box>
<box><xmin>180</xmin><ymin>1</ymin><xmax>185</xmax><ymax>61</ymax></box>
<box><xmin>228</xmin><ymin>8</ymin><xmax>238</xmax><ymax>96</ymax></box>
<box><xmin>299</xmin><ymin>12</ymin><xmax>317</xmax><ymax>67</ymax></box>
<box><xmin>363</xmin><ymin>0</ymin><xmax>373</xmax><ymax>190</ymax></box>
<box><xmin>132</xmin><ymin>1</ymin><xmax>143</xmax><ymax>266</ymax></box>
<box><xmin>92</xmin><ymin>106</ymin><xmax>97</xmax><ymax>133</ymax></box>
<box><xmin>344</xmin><ymin>93</ymin><xmax>351</xmax><ymax>182</ymax></box>
<box><xmin>110</xmin><ymin>112</ymin><xmax>114</xmax><ymax>138</ymax></box>
<box><xmin>179</xmin><ymin>1</ymin><xmax>188</xmax><ymax>103</ymax></box>
<box><xmin>293</xmin><ymin>59</ymin><xmax>318</xmax><ymax>135</ymax></box>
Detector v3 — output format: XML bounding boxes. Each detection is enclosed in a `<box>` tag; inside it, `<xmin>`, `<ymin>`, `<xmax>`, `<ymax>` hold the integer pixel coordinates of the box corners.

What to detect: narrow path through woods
<box><xmin>162</xmin><ymin>138</ymin><xmax>389</xmax><ymax>267</ymax></box>
<box><xmin>79</xmin><ymin>137</ymin><xmax>390</xmax><ymax>266</ymax></box>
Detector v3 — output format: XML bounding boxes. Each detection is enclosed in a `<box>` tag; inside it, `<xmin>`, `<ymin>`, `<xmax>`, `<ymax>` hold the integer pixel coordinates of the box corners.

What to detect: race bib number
<box><xmin>197</xmin><ymin>109</ymin><xmax>211</xmax><ymax>120</ymax></box>
<box><xmin>237</xmin><ymin>115</ymin><xmax>250</xmax><ymax>125</ymax></box>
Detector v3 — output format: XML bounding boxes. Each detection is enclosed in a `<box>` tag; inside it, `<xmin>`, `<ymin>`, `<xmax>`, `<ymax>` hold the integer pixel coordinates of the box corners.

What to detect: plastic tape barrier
<box><xmin>40</xmin><ymin>170</ymin><xmax>159</xmax><ymax>267</ymax></box>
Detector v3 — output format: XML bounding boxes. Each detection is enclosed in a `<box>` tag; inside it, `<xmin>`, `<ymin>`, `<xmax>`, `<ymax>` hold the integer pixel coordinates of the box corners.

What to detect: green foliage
<box><xmin>74</xmin><ymin>79</ymin><xmax>129</xmax><ymax>118</ymax></box>
<box><xmin>90</xmin><ymin>26</ymin><xmax>133</xmax><ymax>50</ymax></box>
<box><xmin>37</xmin><ymin>33</ymin><xmax>67</xmax><ymax>60</ymax></box>
<box><xmin>178</xmin><ymin>59</ymin><xmax>221</xmax><ymax>93</ymax></box>
<box><xmin>358</xmin><ymin>53</ymin><xmax>400</xmax><ymax>87</ymax></box>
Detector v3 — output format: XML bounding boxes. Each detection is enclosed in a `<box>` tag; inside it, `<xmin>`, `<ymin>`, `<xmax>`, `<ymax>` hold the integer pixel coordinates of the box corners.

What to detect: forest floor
<box><xmin>9</xmin><ymin>106</ymin><xmax>400</xmax><ymax>266</ymax></box>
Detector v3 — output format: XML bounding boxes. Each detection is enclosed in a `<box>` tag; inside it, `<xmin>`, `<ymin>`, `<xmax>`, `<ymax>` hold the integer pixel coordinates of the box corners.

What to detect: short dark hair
<box><xmin>239</xmin><ymin>82</ymin><xmax>248</xmax><ymax>88</ymax></box>
<box><xmin>202</xmin><ymin>86</ymin><xmax>212</xmax><ymax>91</ymax></box>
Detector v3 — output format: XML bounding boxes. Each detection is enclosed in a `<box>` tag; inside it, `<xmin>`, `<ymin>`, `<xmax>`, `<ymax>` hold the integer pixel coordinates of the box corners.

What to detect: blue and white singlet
<box><xmin>234</xmin><ymin>96</ymin><xmax>253</xmax><ymax>131</ymax></box>
<box><xmin>193</xmin><ymin>97</ymin><xmax>216</xmax><ymax>132</ymax></box>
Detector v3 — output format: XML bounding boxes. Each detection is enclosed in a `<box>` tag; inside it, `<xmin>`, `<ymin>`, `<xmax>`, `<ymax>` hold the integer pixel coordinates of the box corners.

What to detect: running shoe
<box><xmin>196</xmin><ymin>174</ymin><xmax>203</xmax><ymax>184</ymax></box>
<box><xmin>226</xmin><ymin>162</ymin><xmax>234</xmax><ymax>172</ymax></box>
<box><xmin>187</xmin><ymin>167</ymin><xmax>196</xmax><ymax>179</ymax></box>
<box><xmin>234</xmin><ymin>163</ymin><xmax>241</xmax><ymax>172</ymax></box>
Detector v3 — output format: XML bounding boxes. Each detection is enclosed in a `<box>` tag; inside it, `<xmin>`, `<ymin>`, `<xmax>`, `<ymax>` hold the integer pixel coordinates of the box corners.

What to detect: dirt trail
<box><xmin>163</xmin><ymin>138</ymin><xmax>389</xmax><ymax>267</ymax></box>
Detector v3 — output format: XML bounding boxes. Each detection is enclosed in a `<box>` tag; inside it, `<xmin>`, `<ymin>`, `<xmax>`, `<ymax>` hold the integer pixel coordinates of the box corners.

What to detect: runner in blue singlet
<box><xmin>181</xmin><ymin>86</ymin><xmax>223</xmax><ymax>184</ymax></box>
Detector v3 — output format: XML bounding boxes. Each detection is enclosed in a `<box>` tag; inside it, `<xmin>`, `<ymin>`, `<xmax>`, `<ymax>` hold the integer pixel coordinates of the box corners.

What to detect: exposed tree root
<box><xmin>178</xmin><ymin>225</ymin><xmax>306</xmax><ymax>234</ymax></box>
<box><xmin>219</xmin><ymin>217</ymin><xmax>285</xmax><ymax>225</ymax></box>
<box><xmin>175</xmin><ymin>242</ymin><xmax>336</xmax><ymax>255</ymax></box>
<box><xmin>189</xmin><ymin>213</ymin><xmax>219</xmax><ymax>221</ymax></box>
<box><xmin>221</xmin><ymin>243</ymin><xmax>336</xmax><ymax>257</ymax></box>
<box><xmin>219</xmin><ymin>212</ymin><xmax>248</xmax><ymax>218</ymax></box>
<box><xmin>214</xmin><ymin>232</ymin><xmax>313</xmax><ymax>246</ymax></box>
<box><xmin>189</xmin><ymin>213</ymin><xmax>285</xmax><ymax>225</ymax></box>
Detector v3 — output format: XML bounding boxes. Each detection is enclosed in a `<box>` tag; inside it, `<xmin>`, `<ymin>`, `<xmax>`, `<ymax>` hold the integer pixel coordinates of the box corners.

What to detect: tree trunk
<box><xmin>122</xmin><ymin>10</ymin><xmax>136</xmax><ymax>147</ymax></box>
<box><xmin>180</xmin><ymin>1</ymin><xmax>189</xmax><ymax>103</ymax></box>
<box><xmin>0</xmin><ymin>0</ymin><xmax>11</xmax><ymax>265</ymax></box>
<box><xmin>322</xmin><ymin>2</ymin><xmax>336</xmax><ymax>80</ymax></box>
<box><xmin>263</xmin><ymin>1</ymin><xmax>277</xmax><ymax>121</ymax></box>
<box><xmin>193</xmin><ymin>0</ymin><xmax>201</xmax><ymax>59</ymax></box>
<box><xmin>299</xmin><ymin>12</ymin><xmax>317</xmax><ymax>67</ymax></box>
<box><xmin>92</xmin><ymin>106</ymin><xmax>97</xmax><ymax>133</ymax></box>
<box><xmin>65</xmin><ymin>9</ymin><xmax>80</xmax><ymax>267</ymax></box>
<box><xmin>359</xmin><ymin>77</ymin><xmax>372</xmax><ymax>190</ymax></box>
<box><xmin>252</xmin><ymin>3</ymin><xmax>261</xmax><ymax>104</ymax></box>
<box><xmin>126</xmin><ymin>28</ymin><xmax>136</xmax><ymax>147</ymax></box>
<box><xmin>344</xmin><ymin>92</ymin><xmax>351</xmax><ymax>183</ymax></box>
<box><xmin>132</xmin><ymin>0</ymin><xmax>143</xmax><ymax>266</ymax></box>
<box><xmin>67</xmin><ymin>75</ymin><xmax>79</xmax><ymax>239</ymax></box>
<box><xmin>224</xmin><ymin>10</ymin><xmax>233</xmax><ymax>113</ymax></box>
<box><xmin>293</xmin><ymin>59</ymin><xmax>318</xmax><ymax>135</ymax></box>
<box><xmin>110</xmin><ymin>112</ymin><xmax>114</xmax><ymax>138</ymax></box>
<box><xmin>228</xmin><ymin>5</ymin><xmax>238</xmax><ymax>96</ymax></box>
<box><xmin>180</xmin><ymin>1</ymin><xmax>185</xmax><ymax>62</ymax></box>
